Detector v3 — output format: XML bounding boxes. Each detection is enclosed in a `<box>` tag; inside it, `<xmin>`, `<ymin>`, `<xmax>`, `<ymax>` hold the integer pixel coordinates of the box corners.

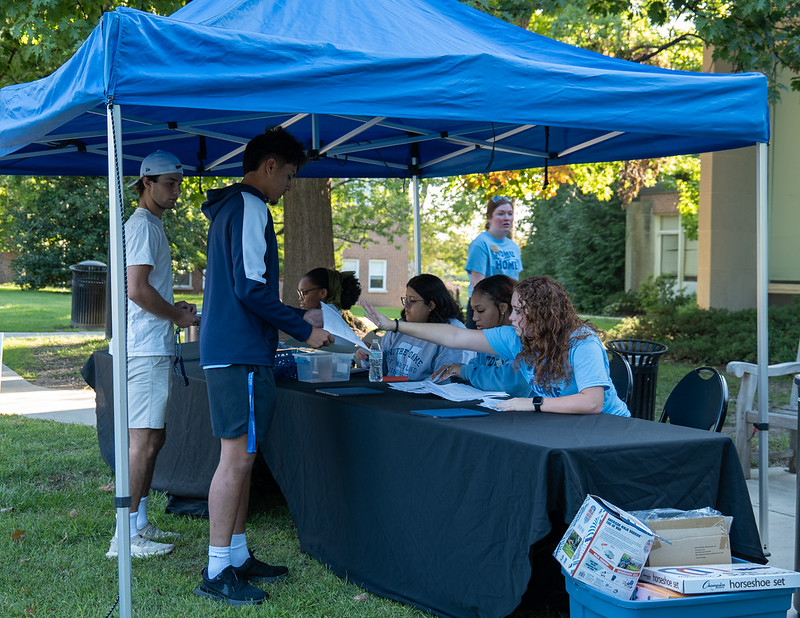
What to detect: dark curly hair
<box><xmin>303</xmin><ymin>267</ymin><xmax>361</xmax><ymax>311</ymax></box>
<box><xmin>243</xmin><ymin>126</ymin><xmax>307</xmax><ymax>174</ymax></box>
<box><xmin>473</xmin><ymin>274</ymin><xmax>515</xmax><ymax>312</ymax></box>
<box><xmin>514</xmin><ymin>276</ymin><xmax>601</xmax><ymax>391</ymax></box>
<box><xmin>403</xmin><ymin>274</ymin><xmax>463</xmax><ymax>324</ymax></box>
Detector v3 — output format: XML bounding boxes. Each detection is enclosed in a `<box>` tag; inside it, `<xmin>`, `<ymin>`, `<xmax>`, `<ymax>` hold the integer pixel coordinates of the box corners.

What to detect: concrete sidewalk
<box><xmin>0</xmin><ymin>363</ymin><xmax>96</xmax><ymax>425</ymax></box>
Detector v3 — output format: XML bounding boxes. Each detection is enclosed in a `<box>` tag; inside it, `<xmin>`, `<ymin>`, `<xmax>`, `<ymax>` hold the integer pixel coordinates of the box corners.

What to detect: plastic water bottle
<box><xmin>368</xmin><ymin>339</ymin><xmax>383</xmax><ymax>383</ymax></box>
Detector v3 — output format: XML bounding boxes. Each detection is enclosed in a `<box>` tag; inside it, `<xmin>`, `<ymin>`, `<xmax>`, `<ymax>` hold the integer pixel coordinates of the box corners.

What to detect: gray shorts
<box><xmin>204</xmin><ymin>365</ymin><xmax>276</xmax><ymax>441</ymax></box>
<box><xmin>127</xmin><ymin>355</ymin><xmax>171</xmax><ymax>429</ymax></box>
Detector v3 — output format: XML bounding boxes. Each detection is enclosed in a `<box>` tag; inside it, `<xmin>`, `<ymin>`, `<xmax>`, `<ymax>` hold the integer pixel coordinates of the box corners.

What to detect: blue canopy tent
<box><xmin>0</xmin><ymin>0</ymin><xmax>772</xmax><ymax>616</ymax></box>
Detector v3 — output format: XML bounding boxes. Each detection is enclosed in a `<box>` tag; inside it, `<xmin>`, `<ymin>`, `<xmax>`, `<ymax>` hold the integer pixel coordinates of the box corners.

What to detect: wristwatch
<box><xmin>532</xmin><ymin>396</ymin><xmax>543</xmax><ymax>413</ymax></box>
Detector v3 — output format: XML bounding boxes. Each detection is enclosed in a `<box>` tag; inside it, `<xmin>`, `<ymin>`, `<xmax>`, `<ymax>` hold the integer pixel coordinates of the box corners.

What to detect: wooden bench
<box><xmin>726</xmin><ymin>357</ymin><xmax>800</xmax><ymax>478</ymax></box>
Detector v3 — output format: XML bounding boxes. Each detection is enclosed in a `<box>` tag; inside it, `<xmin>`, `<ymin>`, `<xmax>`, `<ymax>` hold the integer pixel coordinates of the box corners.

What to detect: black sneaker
<box><xmin>194</xmin><ymin>566</ymin><xmax>268</xmax><ymax>605</ymax></box>
<box><xmin>233</xmin><ymin>550</ymin><xmax>289</xmax><ymax>583</ymax></box>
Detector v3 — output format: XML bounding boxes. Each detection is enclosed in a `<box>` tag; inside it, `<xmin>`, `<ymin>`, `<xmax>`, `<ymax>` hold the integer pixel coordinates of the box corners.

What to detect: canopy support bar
<box><xmin>558</xmin><ymin>131</ymin><xmax>624</xmax><ymax>158</ymax></box>
<box><xmin>319</xmin><ymin>116</ymin><xmax>386</xmax><ymax>155</ymax></box>
<box><xmin>412</xmin><ymin>145</ymin><xmax>422</xmax><ymax>276</ymax></box>
<box><xmin>106</xmin><ymin>102</ymin><xmax>132</xmax><ymax>618</ymax></box>
<box><xmin>756</xmin><ymin>141</ymin><xmax>769</xmax><ymax>553</ymax></box>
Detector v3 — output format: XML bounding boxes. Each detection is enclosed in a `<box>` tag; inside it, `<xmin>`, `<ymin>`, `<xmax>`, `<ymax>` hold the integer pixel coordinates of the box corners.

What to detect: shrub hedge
<box><xmin>606</xmin><ymin>275</ymin><xmax>800</xmax><ymax>366</ymax></box>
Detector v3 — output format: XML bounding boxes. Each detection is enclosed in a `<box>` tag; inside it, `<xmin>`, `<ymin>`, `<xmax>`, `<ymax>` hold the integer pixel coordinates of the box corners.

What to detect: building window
<box><xmin>655</xmin><ymin>214</ymin><xmax>698</xmax><ymax>293</ymax></box>
<box><xmin>341</xmin><ymin>258</ymin><xmax>360</xmax><ymax>281</ymax></box>
<box><xmin>173</xmin><ymin>270</ymin><xmax>193</xmax><ymax>290</ymax></box>
<box><xmin>368</xmin><ymin>260</ymin><xmax>387</xmax><ymax>293</ymax></box>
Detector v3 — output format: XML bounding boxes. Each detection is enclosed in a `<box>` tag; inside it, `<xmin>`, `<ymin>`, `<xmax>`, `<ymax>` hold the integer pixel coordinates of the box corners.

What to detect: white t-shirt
<box><xmin>125</xmin><ymin>208</ymin><xmax>174</xmax><ymax>356</ymax></box>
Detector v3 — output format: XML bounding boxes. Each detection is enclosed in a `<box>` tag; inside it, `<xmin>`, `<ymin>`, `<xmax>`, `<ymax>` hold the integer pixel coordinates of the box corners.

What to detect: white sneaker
<box><xmin>106</xmin><ymin>535</ymin><xmax>174</xmax><ymax>559</ymax></box>
<box><xmin>138</xmin><ymin>522</ymin><xmax>181</xmax><ymax>540</ymax></box>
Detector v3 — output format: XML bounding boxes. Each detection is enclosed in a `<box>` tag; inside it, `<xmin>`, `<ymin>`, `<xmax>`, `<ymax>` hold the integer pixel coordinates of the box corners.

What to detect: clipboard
<box><xmin>315</xmin><ymin>387</ymin><xmax>383</xmax><ymax>397</ymax></box>
<box><xmin>410</xmin><ymin>408</ymin><xmax>489</xmax><ymax>418</ymax></box>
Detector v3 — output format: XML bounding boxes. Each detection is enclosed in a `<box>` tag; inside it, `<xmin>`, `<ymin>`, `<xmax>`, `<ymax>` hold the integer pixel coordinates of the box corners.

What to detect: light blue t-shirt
<box><xmin>460</xmin><ymin>351</ymin><xmax>532</xmax><ymax>397</ymax></box>
<box><xmin>483</xmin><ymin>325</ymin><xmax>630</xmax><ymax>417</ymax></box>
<box><xmin>465</xmin><ymin>231</ymin><xmax>522</xmax><ymax>296</ymax></box>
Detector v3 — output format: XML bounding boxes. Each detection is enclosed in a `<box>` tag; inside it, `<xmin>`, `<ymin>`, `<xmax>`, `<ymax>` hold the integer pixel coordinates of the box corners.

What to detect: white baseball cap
<box><xmin>128</xmin><ymin>150</ymin><xmax>184</xmax><ymax>186</ymax></box>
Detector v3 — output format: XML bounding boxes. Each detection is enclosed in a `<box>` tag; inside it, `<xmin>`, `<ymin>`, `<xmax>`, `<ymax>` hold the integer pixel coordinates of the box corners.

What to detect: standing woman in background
<box><xmin>465</xmin><ymin>195</ymin><xmax>522</xmax><ymax>328</ymax></box>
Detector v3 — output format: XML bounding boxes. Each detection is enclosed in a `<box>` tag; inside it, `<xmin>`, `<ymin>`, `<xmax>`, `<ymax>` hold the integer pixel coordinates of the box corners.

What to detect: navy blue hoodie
<box><xmin>200</xmin><ymin>183</ymin><xmax>312</xmax><ymax>367</ymax></box>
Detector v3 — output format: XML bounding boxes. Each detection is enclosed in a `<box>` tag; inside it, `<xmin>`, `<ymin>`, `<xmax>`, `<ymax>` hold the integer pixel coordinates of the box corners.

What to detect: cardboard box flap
<box><xmin>646</xmin><ymin>516</ymin><xmax>731</xmax><ymax>566</ymax></box>
<box><xmin>591</xmin><ymin>495</ymin><xmax>654</xmax><ymax>537</ymax></box>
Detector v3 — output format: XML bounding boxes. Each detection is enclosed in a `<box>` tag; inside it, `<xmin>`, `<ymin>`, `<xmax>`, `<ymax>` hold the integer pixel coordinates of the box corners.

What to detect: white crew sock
<box><xmin>230</xmin><ymin>533</ymin><xmax>250</xmax><ymax>568</ymax></box>
<box><xmin>129</xmin><ymin>512</ymin><xmax>139</xmax><ymax>539</ymax></box>
<box><xmin>208</xmin><ymin>545</ymin><xmax>231</xmax><ymax>580</ymax></box>
<box><xmin>136</xmin><ymin>496</ymin><xmax>149</xmax><ymax>530</ymax></box>
<box><xmin>112</xmin><ymin>511</ymin><xmax>141</xmax><ymax>540</ymax></box>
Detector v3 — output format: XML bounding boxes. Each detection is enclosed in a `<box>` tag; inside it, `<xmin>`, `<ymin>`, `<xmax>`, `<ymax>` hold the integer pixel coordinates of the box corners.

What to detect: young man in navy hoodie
<box><xmin>196</xmin><ymin>127</ymin><xmax>332</xmax><ymax>605</ymax></box>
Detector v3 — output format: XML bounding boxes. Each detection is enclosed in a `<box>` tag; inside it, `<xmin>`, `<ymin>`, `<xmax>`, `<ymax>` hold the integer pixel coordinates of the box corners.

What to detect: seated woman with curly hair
<box><xmin>362</xmin><ymin>276</ymin><xmax>629</xmax><ymax>416</ymax></box>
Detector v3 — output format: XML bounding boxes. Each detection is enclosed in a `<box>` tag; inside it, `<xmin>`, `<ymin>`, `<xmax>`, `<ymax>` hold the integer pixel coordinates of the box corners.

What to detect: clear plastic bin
<box><xmin>292</xmin><ymin>351</ymin><xmax>353</xmax><ymax>383</ymax></box>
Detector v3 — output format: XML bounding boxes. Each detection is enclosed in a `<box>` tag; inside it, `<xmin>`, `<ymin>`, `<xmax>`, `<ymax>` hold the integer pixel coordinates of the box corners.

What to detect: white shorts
<box><xmin>127</xmin><ymin>355</ymin><xmax>171</xmax><ymax>429</ymax></box>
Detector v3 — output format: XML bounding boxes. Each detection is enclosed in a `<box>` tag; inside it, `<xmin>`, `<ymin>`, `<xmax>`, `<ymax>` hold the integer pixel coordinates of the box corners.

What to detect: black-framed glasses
<box><xmin>400</xmin><ymin>297</ymin><xmax>424</xmax><ymax>308</ymax></box>
<box><xmin>297</xmin><ymin>286</ymin><xmax>323</xmax><ymax>300</ymax></box>
<box><xmin>173</xmin><ymin>328</ymin><xmax>189</xmax><ymax>387</ymax></box>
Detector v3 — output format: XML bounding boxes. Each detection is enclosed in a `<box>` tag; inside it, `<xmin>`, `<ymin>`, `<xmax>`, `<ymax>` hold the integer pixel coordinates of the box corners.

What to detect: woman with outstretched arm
<box><xmin>361</xmin><ymin>276</ymin><xmax>629</xmax><ymax>417</ymax></box>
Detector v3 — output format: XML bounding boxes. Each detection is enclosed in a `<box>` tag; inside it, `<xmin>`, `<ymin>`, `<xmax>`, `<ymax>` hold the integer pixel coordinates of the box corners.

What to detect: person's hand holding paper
<box><xmin>319</xmin><ymin>302</ymin><xmax>369</xmax><ymax>351</ymax></box>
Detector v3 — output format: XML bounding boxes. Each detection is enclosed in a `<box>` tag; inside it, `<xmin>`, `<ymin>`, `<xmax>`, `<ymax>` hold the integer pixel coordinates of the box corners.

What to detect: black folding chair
<box><xmin>659</xmin><ymin>366</ymin><xmax>729</xmax><ymax>432</ymax></box>
<box><xmin>607</xmin><ymin>348</ymin><xmax>633</xmax><ymax>405</ymax></box>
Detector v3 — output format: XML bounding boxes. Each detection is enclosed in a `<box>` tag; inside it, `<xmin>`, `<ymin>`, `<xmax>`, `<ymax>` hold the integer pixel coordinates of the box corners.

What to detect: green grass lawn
<box><xmin>0</xmin><ymin>415</ymin><xmax>447</xmax><ymax>617</ymax></box>
<box><xmin>0</xmin><ymin>284</ymin><xmax>77</xmax><ymax>332</ymax></box>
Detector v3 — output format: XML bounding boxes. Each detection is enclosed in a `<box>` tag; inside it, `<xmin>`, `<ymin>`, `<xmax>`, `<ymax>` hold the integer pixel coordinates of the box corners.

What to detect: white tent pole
<box><xmin>412</xmin><ymin>173</ymin><xmax>421</xmax><ymax>276</ymax></box>
<box><xmin>756</xmin><ymin>141</ymin><xmax>769</xmax><ymax>554</ymax></box>
<box><xmin>411</xmin><ymin>149</ymin><xmax>421</xmax><ymax>276</ymax></box>
<box><xmin>107</xmin><ymin>102</ymin><xmax>133</xmax><ymax>617</ymax></box>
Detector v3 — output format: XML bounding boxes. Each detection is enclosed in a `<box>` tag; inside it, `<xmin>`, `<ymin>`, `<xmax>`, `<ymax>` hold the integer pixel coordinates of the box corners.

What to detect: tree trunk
<box><xmin>282</xmin><ymin>178</ymin><xmax>334</xmax><ymax>307</ymax></box>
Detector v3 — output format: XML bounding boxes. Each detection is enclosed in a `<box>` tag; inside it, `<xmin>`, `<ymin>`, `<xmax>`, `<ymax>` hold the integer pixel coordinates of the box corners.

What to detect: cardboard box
<box><xmin>639</xmin><ymin>562</ymin><xmax>800</xmax><ymax>594</ymax></box>
<box><xmin>554</xmin><ymin>495</ymin><xmax>655</xmax><ymax>600</ymax></box>
<box><xmin>645</xmin><ymin>516</ymin><xmax>731</xmax><ymax>567</ymax></box>
<box><xmin>632</xmin><ymin>581</ymin><xmax>688</xmax><ymax>600</ymax></box>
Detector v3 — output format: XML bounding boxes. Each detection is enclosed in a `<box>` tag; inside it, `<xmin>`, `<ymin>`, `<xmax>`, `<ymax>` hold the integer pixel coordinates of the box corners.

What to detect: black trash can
<box><xmin>70</xmin><ymin>260</ymin><xmax>107</xmax><ymax>329</ymax></box>
<box><xmin>606</xmin><ymin>339</ymin><xmax>668</xmax><ymax>420</ymax></box>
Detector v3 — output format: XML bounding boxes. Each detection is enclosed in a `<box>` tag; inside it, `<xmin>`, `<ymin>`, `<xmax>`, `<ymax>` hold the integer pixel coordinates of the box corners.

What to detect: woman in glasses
<box><xmin>357</xmin><ymin>273</ymin><xmax>473</xmax><ymax>380</ymax></box>
<box><xmin>430</xmin><ymin>275</ymin><xmax>530</xmax><ymax>396</ymax></box>
<box><xmin>297</xmin><ymin>267</ymin><xmax>368</xmax><ymax>337</ymax></box>
<box><xmin>297</xmin><ymin>268</ymin><xmax>361</xmax><ymax>312</ymax></box>
<box><xmin>362</xmin><ymin>276</ymin><xmax>629</xmax><ymax>416</ymax></box>
<box><xmin>465</xmin><ymin>195</ymin><xmax>523</xmax><ymax>328</ymax></box>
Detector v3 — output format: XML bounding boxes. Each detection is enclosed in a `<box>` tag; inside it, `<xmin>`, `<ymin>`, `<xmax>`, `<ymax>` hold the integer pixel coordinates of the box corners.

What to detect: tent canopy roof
<box><xmin>0</xmin><ymin>0</ymin><xmax>769</xmax><ymax>179</ymax></box>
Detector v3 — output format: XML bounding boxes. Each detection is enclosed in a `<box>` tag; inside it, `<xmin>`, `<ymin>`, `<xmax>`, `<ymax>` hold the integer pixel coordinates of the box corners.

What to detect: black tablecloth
<box><xmin>84</xmin><ymin>343</ymin><xmax>765</xmax><ymax>618</ymax></box>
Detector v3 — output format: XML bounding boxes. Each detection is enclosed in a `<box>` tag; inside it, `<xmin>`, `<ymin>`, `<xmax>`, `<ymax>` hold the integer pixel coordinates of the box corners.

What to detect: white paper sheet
<box><xmin>320</xmin><ymin>302</ymin><xmax>369</xmax><ymax>351</ymax></box>
<box><xmin>388</xmin><ymin>379</ymin><xmax>508</xmax><ymax>402</ymax></box>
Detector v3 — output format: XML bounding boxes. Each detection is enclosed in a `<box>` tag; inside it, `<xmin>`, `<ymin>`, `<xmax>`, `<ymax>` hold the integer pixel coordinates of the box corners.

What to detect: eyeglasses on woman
<box><xmin>297</xmin><ymin>286</ymin><xmax>323</xmax><ymax>300</ymax></box>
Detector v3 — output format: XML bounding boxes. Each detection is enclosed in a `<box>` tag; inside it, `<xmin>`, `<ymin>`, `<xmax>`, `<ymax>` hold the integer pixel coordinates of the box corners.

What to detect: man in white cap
<box><xmin>106</xmin><ymin>150</ymin><xmax>200</xmax><ymax>559</ymax></box>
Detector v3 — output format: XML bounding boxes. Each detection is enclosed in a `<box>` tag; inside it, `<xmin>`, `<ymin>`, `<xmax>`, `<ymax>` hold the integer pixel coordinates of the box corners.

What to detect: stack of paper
<box><xmin>389</xmin><ymin>380</ymin><xmax>507</xmax><ymax>402</ymax></box>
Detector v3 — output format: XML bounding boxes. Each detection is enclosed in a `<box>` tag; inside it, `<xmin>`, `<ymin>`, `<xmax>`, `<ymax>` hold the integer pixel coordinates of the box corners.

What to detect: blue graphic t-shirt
<box><xmin>483</xmin><ymin>325</ymin><xmax>630</xmax><ymax>416</ymax></box>
<box><xmin>380</xmin><ymin>318</ymin><xmax>474</xmax><ymax>381</ymax></box>
<box><xmin>465</xmin><ymin>231</ymin><xmax>522</xmax><ymax>295</ymax></box>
